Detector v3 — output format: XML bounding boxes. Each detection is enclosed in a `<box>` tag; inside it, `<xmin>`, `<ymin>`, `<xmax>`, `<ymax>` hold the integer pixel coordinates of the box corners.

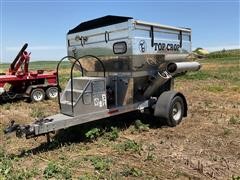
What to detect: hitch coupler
<box><xmin>4</xmin><ymin>120</ymin><xmax>34</xmax><ymax>138</ymax></box>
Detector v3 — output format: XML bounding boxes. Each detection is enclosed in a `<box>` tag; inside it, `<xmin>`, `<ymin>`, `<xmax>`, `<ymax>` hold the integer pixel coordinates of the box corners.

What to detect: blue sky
<box><xmin>0</xmin><ymin>0</ymin><xmax>239</xmax><ymax>62</ymax></box>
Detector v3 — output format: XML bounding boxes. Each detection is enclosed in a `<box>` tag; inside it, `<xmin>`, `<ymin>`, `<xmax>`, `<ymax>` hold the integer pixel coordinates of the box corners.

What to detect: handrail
<box><xmin>70</xmin><ymin>59</ymin><xmax>85</xmax><ymax>114</ymax></box>
<box><xmin>69</xmin><ymin>55</ymin><xmax>105</xmax><ymax>114</ymax></box>
<box><xmin>56</xmin><ymin>56</ymin><xmax>84</xmax><ymax>111</ymax></box>
<box><xmin>79</xmin><ymin>55</ymin><xmax>106</xmax><ymax>77</ymax></box>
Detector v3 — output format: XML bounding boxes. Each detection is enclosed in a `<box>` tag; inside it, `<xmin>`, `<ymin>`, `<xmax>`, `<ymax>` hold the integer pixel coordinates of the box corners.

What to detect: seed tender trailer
<box><xmin>5</xmin><ymin>16</ymin><xmax>201</xmax><ymax>140</ymax></box>
<box><xmin>0</xmin><ymin>43</ymin><xmax>58</xmax><ymax>102</ymax></box>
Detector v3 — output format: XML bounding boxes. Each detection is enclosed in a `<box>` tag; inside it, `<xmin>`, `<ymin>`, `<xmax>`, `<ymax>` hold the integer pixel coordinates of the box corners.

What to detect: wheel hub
<box><xmin>172</xmin><ymin>102</ymin><xmax>182</xmax><ymax>121</ymax></box>
<box><xmin>48</xmin><ymin>88</ymin><xmax>58</xmax><ymax>98</ymax></box>
<box><xmin>34</xmin><ymin>92</ymin><xmax>43</xmax><ymax>101</ymax></box>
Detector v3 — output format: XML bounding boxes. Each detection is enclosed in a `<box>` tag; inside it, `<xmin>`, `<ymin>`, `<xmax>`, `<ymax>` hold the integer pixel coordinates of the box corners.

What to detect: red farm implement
<box><xmin>0</xmin><ymin>43</ymin><xmax>58</xmax><ymax>102</ymax></box>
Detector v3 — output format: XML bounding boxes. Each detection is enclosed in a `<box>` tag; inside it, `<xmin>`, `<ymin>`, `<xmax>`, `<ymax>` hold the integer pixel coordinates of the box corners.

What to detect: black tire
<box><xmin>45</xmin><ymin>87</ymin><xmax>58</xmax><ymax>100</ymax></box>
<box><xmin>30</xmin><ymin>88</ymin><xmax>45</xmax><ymax>102</ymax></box>
<box><xmin>166</xmin><ymin>96</ymin><xmax>184</xmax><ymax>127</ymax></box>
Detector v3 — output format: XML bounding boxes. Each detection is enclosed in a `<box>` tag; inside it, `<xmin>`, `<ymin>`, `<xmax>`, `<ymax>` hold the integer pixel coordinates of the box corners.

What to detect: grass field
<box><xmin>0</xmin><ymin>53</ymin><xmax>240</xmax><ymax>179</ymax></box>
<box><xmin>0</xmin><ymin>61</ymin><xmax>58</xmax><ymax>70</ymax></box>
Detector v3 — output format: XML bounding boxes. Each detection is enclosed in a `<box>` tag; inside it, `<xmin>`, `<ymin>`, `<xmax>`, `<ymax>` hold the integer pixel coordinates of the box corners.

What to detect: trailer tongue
<box><xmin>4</xmin><ymin>16</ymin><xmax>201</xmax><ymax>141</ymax></box>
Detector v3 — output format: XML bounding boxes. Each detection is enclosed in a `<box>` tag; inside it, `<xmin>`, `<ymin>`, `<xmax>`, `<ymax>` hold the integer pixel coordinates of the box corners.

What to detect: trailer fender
<box><xmin>25</xmin><ymin>85</ymin><xmax>41</xmax><ymax>96</ymax></box>
<box><xmin>154</xmin><ymin>90</ymin><xmax>187</xmax><ymax>119</ymax></box>
<box><xmin>25</xmin><ymin>84</ymin><xmax>57</xmax><ymax>96</ymax></box>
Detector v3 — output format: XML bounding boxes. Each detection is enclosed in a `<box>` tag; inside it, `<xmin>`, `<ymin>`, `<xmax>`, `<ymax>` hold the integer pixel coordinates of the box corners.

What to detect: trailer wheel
<box><xmin>167</xmin><ymin>96</ymin><xmax>184</xmax><ymax>127</ymax></box>
<box><xmin>31</xmin><ymin>88</ymin><xmax>45</xmax><ymax>102</ymax></box>
<box><xmin>154</xmin><ymin>91</ymin><xmax>187</xmax><ymax>127</ymax></box>
<box><xmin>46</xmin><ymin>87</ymin><xmax>58</xmax><ymax>99</ymax></box>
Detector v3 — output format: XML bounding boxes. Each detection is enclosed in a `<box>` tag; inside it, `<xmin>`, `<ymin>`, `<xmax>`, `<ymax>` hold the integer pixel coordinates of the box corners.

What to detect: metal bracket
<box><xmin>138</xmin><ymin>100</ymin><xmax>150</xmax><ymax>113</ymax></box>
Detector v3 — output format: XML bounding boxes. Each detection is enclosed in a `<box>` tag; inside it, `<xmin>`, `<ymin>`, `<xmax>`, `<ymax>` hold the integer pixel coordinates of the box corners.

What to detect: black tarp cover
<box><xmin>68</xmin><ymin>15</ymin><xmax>133</xmax><ymax>34</ymax></box>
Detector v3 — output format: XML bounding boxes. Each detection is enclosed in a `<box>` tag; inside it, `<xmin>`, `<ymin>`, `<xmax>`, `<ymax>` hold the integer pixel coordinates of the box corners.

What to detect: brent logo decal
<box><xmin>139</xmin><ymin>40</ymin><xmax>146</xmax><ymax>53</ymax></box>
